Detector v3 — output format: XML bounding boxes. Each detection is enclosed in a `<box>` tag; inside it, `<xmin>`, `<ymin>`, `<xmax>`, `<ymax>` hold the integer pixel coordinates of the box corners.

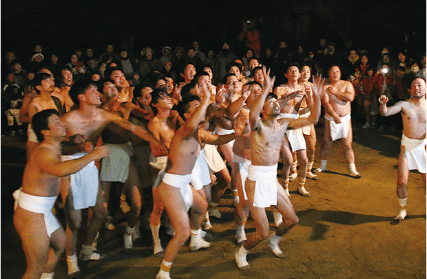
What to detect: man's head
<box><xmin>225</xmin><ymin>73</ymin><xmax>239</xmax><ymax>92</ymax></box>
<box><xmin>5</xmin><ymin>72</ymin><xmax>15</xmax><ymax>84</ymax></box>
<box><xmin>86</xmin><ymin>48</ymin><xmax>94</xmax><ymax>58</ymax></box>
<box><xmin>120</xmin><ymin>50</ymin><xmax>128</xmax><ymax>59</ymax></box>
<box><xmin>176</xmin><ymin>94</ymin><xmax>202</xmax><ymax>122</ymax></box>
<box><xmin>106</xmin><ymin>44</ymin><xmax>114</xmax><ymax>54</ymax></box>
<box><xmin>33</xmin><ymin>73</ymin><xmax>55</xmax><ymax>94</ymax></box>
<box><xmin>69</xmin><ymin>80</ymin><xmax>101</xmax><ymax>108</ymax></box>
<box><xmin>134</xmin><ymin>83</ymin><xmax>153</xmax><ymax>107</ymax></box>
<box><xmin>262</xmin><ymin>93</ymin><xmax>280</xmax><ymax>118</ymax></box>
<box><xmin>5</xmin><ymin>51</ymin><xmax>15</xmax><ymax>62</ymax></box>
<box><xmin>11</xmin><ymin>60</ymin><xmax>22</xmax><ymax>73</ymax></box>
<box><xmin>32</xmin><ymin>109</ymin><xmax>64</xmax><ymax>142</ymax></box>
<box><xmin>227</xmin><ymin>62</ymin><xmax>242</xmax><ymax>78</ymax></box>
<box><xmin>56</xmin><ymin>66</ymin><xmax>73</xmax><ymax>87</ymax></box>
<box><xmin>203</xmin><ymin>65</ymin><xmax>213</xmax><ymax>80</ymax></box>
<box><xmin>252</xmin><ymin>66</ymin><xmax>264</xmax><ymax>84</ymax></box>
<box><xmin>410</xmin><ymin>78</ymin><xmax>426</xmax><ymax>99</ymax></box>
<box><xmin>187</xmin><ymin>48</ymin><xmax>196</xmax><ymax>59</ymax></box>
<box><xmin>102</xmin><ymin>80</ymin><xmax>119</xmax><ymax>101</ymax></box>
<box><xmin>300</xmin><ymin>64</ymin><xmax>312</xmax><ymax>82</ymax></box>
<box><xmin>192</xmin><ymin>41</ymin><xmax>200</xmax><ymax>51</ymax></box>
<box><xmin>328</xmin><ymin>65</ymin><xmax>341</xmax><ymax>82</ymax></box>
<box><xmin>246</xmin><ymin>81</ymin><xmax>263</xmax><ymax>106</ymax></box>
<box><xmin>279</xmin><ymin>41</ymin><xmax>287</xmax><ymax>48</ymax></box>
<box><xmin>349</xmin><ymin>49</ymin><xmax>358</xmax><ymax>59</ymax></box>
<box><xmin>107</xmin><ymin>68</ymin><xmax>128</xmax><ymax>88</ymax></box>
<box><xmin>33</xmin><ymin>45</ymin><xmax>42</xmax><ymax>53</ymax></box>
<box><xmin>150</xmin><ymin>88</ymin><xmax>173</xmax><ymax>115</ymax></box>
<box><xmin>285</xmin><ymin>63</ymin><xmax>301</xmax><ymax>82</ymax></box>
<box><xmin>327</xmin><ymin>42</ymin><xmax>335</xmax><ymax>54</ymax></box>
<box><xmin>248</xmin><ymin>57</ymin><xmax>260</xmax><ymax>71</ymax></box>
<box><xmin>180</xmin><ymin>63</ymin><xmax>196</xmax><ymax>83</ymax></box>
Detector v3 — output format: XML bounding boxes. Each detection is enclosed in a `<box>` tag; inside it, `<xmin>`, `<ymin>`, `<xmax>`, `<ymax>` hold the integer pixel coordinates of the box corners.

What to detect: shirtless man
<box><xmin>315</xmin><ymin>65</ymin><xmax>361</xmax><ymax>178</ymax></box>
<box><xmin>234</xmin><ymin>68</ymin><xmax>324</xmax><ymax>269</ymax></box>
<box><xmin>299</xmin><ymin>64</ymin><xmax>318</xmax><ymax>180</ymax></box>
<box><xmin>53</xmin><ymin>66</ymin><xmax>74</xmax><ymax>112</ymax></box>
<box><xmin>274</xmin><ymin>63</ymin><xmax>311</xmax><ymax>197</ymax></box>
<box><xmin>60</xmin><ymin>80</ymin><xmax>167</xmax><ymax>277</ymax></box>
<box><xmin>379</xmin><ymin>78</ymin><xmax>426</xmax><ymax>220</ymax></box>
<box><xmin>13</xmin><ymin>109</ymin><xmax>108</xmax><ymax>279</ymax></box>
<box><xmin>147</xmin><ymin>88</ymin><xmax>178</xmax><ymax>256</ymax></box>
<box><xmin>26</xmin><ymin>73</ymin><xmax>60</xmax><ymax>159</ymax></box>
<box><xmin>155</xmin><ymin>84</ymin><xmax>236</xmax><ymax>279</ymax></box>
<box><xmin>100</xmin><ymin>79</ymin><xmax>151</xmax><ymax>250</ymax></box>
<box><xmin>228</xmin><ymin>81</ymin><xmax>261</xmax><ymax>243</ymax></box>
<box><xmin>105</xmin><ymin>67</ymin><xmax>134</xmax><ymax>103</ymax></box>
<box><xmin>180</xmin><ymin>62</ymin><xmax>197</xmax><ymax>84</ymax></box>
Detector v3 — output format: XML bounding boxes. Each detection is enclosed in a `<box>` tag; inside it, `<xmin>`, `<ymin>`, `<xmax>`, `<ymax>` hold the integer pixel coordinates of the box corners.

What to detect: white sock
<box><xmin>307</xmin><ymin>161</ymin><xmax>314</xmax><ymax>171</ymax></box>
<box><xmin>158</xmin><ymin>260</ymin><xmax>173</xmax><ymax>277</ymax></box>
<box><xmin>81</xmin><ymin>244</ymin><xmax>92</xmax><ymax>255</ymax></box>
<box><xmin>67</xmin><ymin>254</ymin><xmax>80</xmax><ymax>275</ymax></box>
<box><xmin>269</xmin><ymin>233</ymin><xmax>282</xmax><ymax>246</ymax></box>
<box><xmin>320</xmin><ymin>160</ymin><xmax>327</xmax><ymax>170</ymax></box>
<box><xmin>191</xmin><ymin>228</ymin><xmax>201</xmax><ymax>235</ymax></box>
<box><xmin>125</xmin><ymin>225</ymin><xmax>135</xmax><ymax>235</ymax></box>
<box><xmin>349</xmin><ymin>163</ymin><xmax>358</xmax><ymax>174</ymax></box>
<box><xmin>273</xmin><ymin>211</ymin><xmax>283</xmax><ymax>227</ymax></box>
<box><xmin>40</xmin><ymin>272</ymin><xmax>55</xmax><ymax>279</ymax></box>
<box><xmin>236</xmin><ymin>225</ymin><xmax>247</xmax><ymax>242</ymax></box>
<box><xmin>398</xmin><ymin>197</ymin><xmax>407</xmax><ymax>207</ymax></box>
<box><xmin>291</xmin><ymin>160</ymin><xmax>298</xmax><ymax>172</ymax></box>
<box><xmin>238</xmin><ymin>245</ymin><xmax>248</xmax><ymax>255</ymax></box>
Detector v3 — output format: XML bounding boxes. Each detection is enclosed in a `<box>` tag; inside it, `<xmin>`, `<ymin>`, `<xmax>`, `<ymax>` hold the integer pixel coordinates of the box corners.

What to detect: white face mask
<box><xmin>309</xmin><ymin>54</ymin><xmax>314</xmax><ymax>58</ymax></box>
<box><xmin>412</xmin><ymin>66</ymin><xmax>419</xmax><ymax>73</ymax></box>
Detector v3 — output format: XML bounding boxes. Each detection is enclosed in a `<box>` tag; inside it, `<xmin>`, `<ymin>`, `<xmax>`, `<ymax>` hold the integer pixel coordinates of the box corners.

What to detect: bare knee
<box><xmin>66</xmin><ymin>215</ymin><xmax>82</xmax><ymax>232</ymax></box>
<box><xmin>284</xmin><ymin>215</ymin><xmax>299</xmax><ymax>229</ymax></box>
<box><xmin>256</xmin><ymin>227</ymin><xmax>270</xmax><ymax>240</ymax></box>
<box><xmin>174</xmin><ymin>227</ymin><xmax>191</xmax><ymax>244</ymax></box>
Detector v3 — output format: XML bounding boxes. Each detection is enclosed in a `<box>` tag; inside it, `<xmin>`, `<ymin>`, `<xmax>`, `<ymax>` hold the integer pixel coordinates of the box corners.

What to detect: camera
<box><xmin>382</xmin><ymin>68</ymin><xmax>388</xmax><ymax>74</ymax></box>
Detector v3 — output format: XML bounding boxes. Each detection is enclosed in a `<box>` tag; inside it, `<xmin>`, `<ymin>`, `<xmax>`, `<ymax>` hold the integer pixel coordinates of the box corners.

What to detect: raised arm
<box><xmin>37</xmin><ymin>146</ymin><xmax>109</xmax><ymax>177</ymax></box>
<box><xmin>198</xmin><ymin>129</ymin><xmax>235</xmax><ymax>145</ymax></box>
<box><xmin>379</xmin><ymin>95</ymin><xmax>404</xmax><ymax>116</ymax></box>
<box><xmin>180</xmin><ymin>82</ymin><xmax>211</xmax><ymax>138</ymax></box>
<box><xmin>250</xmin><ymin>66</ymin><xmax>275</xmax><ymax>130</ymax></box>
<box><xmin>227</xmin><ymin>87</ymin><xmax>250</xmax><ymax>120</ymax></box>
<box><xmin>289</xmin><ymin>74</ymin><xmax>324</xmax><ymax>129</ymax></box>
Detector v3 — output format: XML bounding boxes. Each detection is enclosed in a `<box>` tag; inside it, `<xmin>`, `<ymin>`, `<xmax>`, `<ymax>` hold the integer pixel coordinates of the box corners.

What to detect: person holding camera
<box><xmin>238</xmin><ymin>21</ymin><xmax>261</xmax><ymax>59</ymax></box>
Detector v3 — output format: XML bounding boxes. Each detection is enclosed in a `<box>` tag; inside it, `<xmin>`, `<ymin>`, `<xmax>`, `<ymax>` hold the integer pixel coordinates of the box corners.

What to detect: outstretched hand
<box><xmin>263</xmin><ymin>66</ymin><xmax>276</xmax><ymax>90</ymax></box>
<box><xmin>91</xmin><ymin>146</ymin><xmax>110</xmax><ymax>160</ymax></box>
<box><xmin>378</xmin><ymin>95</ymin><xmax>389</xmax><ymax>105</ymax></box>
<box><xmin>312</xmin><ymin>74</ymin><xmax>325</xmax><ymax>97</ymax></box>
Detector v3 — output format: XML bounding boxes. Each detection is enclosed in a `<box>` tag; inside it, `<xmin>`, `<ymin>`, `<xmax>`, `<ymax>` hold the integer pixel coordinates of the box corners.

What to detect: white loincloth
<box><xmin>324</xmin><ymin>113</ymin><xmax>351</xmax><ymax>141</ymax></box>
<box><xmin>279</xmin><ymin>113</ymin><xmax>299</xmax><ymax>119</ymax></box>
<box><xmin>215</xmin><ymin>126</ymin><xmax>235</xmax><ymax>147</ymax></box>
<box><xmin>299</xmin><ymin>111</ymin><xmax>312</xmax><ymax>135</ymax></box>
<box><xmin>248</xmin><ymin>164</ymin><xmax>278</xmax><ymax>208</ymax></box>
<box><xmin>204</xmin><ymin>144</ymin><xmax>226</xmax><ymax>173</ymax></box>
<box><xmin>233</xmin><ymin>154</ymin><xmax>251</xmax><ymax>200</ymax></box>
<box><xmin>100</xmin><ymin>142</ymin><xmax>133</xmax><ymax>182</ymax></box>
<box><xmin>62</xmin><ymin>153</ymin><xmax>99</xmax><ymax>210</ymax></box>
<box><xmin>191</xmin><ymin>149</ymin><xmax>212</xmax><ymax>190</ymax></box>
<box><xmin>162</xmin><ymin>173</ymin><xmax>193</xmax><ymax>211</ymax></box>
<box><xmin>13</xmin><ymin>188</ymin><xmax>60</xmax><ymax>237</ymax></box>
<box><xmin>401</xmin><ymin>135</ymin><xmax>427</xmax><ymax>173</ymax></box>
<box><xmin>285</xmin><ymin>128</ymin><xmax>306</xmax><ymax>152</ymax></box>
<box><xmin>27</xmin><ymin>124</ymin><xmax>38</xmax><ymax>143</ymax></box>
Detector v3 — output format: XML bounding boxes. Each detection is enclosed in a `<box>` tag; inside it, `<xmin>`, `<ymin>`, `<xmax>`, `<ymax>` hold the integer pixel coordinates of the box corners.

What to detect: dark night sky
<box><xmin>2</xmin><ymin>0</ymin><xmax>426</xmax><ymax>62</ymax></box>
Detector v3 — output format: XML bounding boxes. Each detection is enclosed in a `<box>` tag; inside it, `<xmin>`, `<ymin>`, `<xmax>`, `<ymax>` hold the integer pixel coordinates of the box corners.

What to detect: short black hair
<box><xmin>176</xmin><ymin>94</ymin><xmax>200</xmax><ymax>121</ymax></box>
<box><xmin>69</xmin><ymin>80</ymin><xmax>98</xmax><ymax>108</ymax></box>
<box><xmin>285</xmin><ymin>62</ymin><xmax>301</xmax><ymax>73</ymax></box>
<box><xmin>32</xmin><ymin>109</ymin><xmax>59</xmax><ymax>142</ymax></box>
<box><xmin>150</xmin><ymin>88</ymin><xmax>169</xmax><ymax>115</ymax></box>
<box><xmin>33</xmin><ymin>73</ymin><xmax>52</xmax><ymax>94</ymax></box>
<box><xmin>181</xmin><ymin>82</ymin><xmax>197</xmax><ymax>98</ymax></box>
<box><xmin>180</xmin><ymin>62</ymin><xmax>196</xmax><ymax>74</ymax></box>
<box><xmin>246</xmin><ymin>80</ymin><xmax>262</xmax><ymax>89</ymax></box>
<box><xmin>227</xmin><ymin>62</ymin><xmax>242</xmax><ymax>73</ymax></box>
<box><xmin>266</xmin><ymin>93</ymin><xmax>278</xmax><ymax>101</ymax></box>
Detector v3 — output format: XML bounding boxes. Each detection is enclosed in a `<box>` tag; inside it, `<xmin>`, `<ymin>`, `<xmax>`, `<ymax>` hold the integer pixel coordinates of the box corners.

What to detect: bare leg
<box><xmin>211</xmin><ymin>167</ymin><xmax>231</xmax><ymax>203</ymax></box>
<box><xmin>234</xmin><ymin>167</ymin><xmax>250</xmax><ymax>243</ymax></box>
<box><xmin>395</xmin><ymin>148</ymin><xmax>409</xmax><ymax>220</ymax></box>
<box><xmin>14</xmin><ymin>208</ymin><xmax>65</xmax><ymax>279</ymax></box>
<box><xmin>280</xmin><ymin>140</ymin><xmax>293</xmax><ymax>183</ymax></box>
<box><xmin>60</xmin><ymin>177</ymin><xmax>81</xmax><ymax>257</ymax></box>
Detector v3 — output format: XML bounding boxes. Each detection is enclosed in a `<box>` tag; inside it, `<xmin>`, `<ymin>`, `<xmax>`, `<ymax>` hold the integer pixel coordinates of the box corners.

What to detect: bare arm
<box><xmin>227</xmin><ymin>88</ymin><xmax>250</xmax><ymax>120</ymax></box>
<box><xmin>379</xmin><ymin>95</ymin><xmax>404</xmax><ymax>116</ymax></box>
<box><xmin>37</xmin><ymin>146</ymin><xmax>109</xmax><ymax>177</ymax></box>
<box><xmin>199</xmin><ymin>129</ymin><xmax>235</xmax><ymax>145</ymax></box>
<box><xmin>289</xmin><ymin>74</ymin><xmax>324</xmax><ymax>128</ymax></box>
<box><xmin>250</xmin><ymin>66</ymin><xmax>275</xmax><ymax>130</ymax></box>
<box><xmin>326</xmin><ymin>81</ymin><xmax>355</xmax><ymax>102</ymax></box>
<box><xmin>180</xmin><ymin>83</ymin><xmax>211</xmax><ymax>139</ymax></box>
<box><xmin>321</xmin><ymin>87</ymin><xmax>341</xmax><ymax>123</ymax></box>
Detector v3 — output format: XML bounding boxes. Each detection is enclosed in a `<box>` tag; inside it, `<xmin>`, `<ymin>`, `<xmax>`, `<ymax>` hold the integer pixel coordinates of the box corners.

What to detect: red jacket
<box><xmin>238</xmin><ymin>30</ymin><xmax>261</xmax><ymax>55</ymax></box>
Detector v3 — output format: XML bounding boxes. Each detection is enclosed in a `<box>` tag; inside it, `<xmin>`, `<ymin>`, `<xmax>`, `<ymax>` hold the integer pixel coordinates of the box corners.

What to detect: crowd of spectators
<box><xmin>2</xmin><ymin>33</ymin><xmax>426</xmax><ymax>137</ymax></box>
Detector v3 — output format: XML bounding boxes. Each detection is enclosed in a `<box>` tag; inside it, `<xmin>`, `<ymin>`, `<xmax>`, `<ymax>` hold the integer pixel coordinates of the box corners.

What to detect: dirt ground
<box><xmin>2</xmin><ymin>119</ymin><xmax>426</xmax><ymax>279</ymax></box>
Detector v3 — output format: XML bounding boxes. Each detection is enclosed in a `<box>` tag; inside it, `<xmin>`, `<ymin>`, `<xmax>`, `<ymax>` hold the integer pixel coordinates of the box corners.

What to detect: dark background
<box><xmin>2</xmin><ymin>0</ymin><xmax>426</xmax><ymax>65</ymax></box>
